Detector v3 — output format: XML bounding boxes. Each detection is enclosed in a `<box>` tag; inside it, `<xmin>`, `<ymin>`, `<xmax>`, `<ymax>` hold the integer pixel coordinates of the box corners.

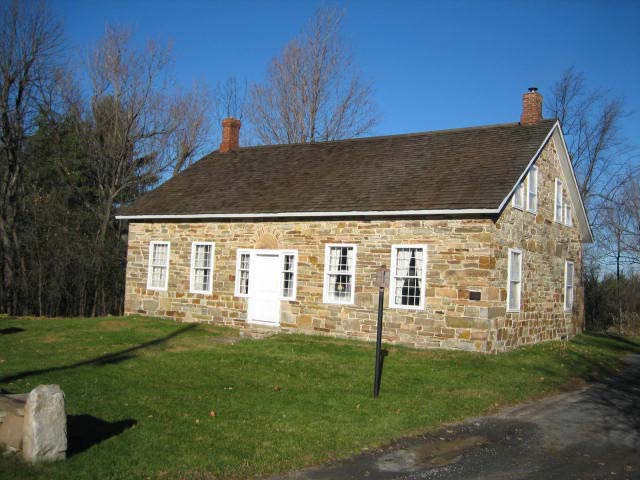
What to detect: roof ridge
<box><xmin>214</xmin><ymin>118</ymin><xmax>558</xmax><ymax>154</ymax></box>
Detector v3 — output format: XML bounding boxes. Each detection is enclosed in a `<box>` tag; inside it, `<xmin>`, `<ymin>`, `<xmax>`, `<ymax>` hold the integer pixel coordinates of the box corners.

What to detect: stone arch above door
<box><xmin>253</xmin><ymin>227</ymin><xmax>281</xmax><ymax>249</ymax></box>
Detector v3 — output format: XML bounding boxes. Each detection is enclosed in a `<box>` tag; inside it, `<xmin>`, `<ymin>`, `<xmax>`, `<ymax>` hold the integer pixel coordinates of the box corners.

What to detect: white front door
<box><xmin>247</xmin><ymin>252</ymin><xmax>281</xmax><ymax>325</ymax></box>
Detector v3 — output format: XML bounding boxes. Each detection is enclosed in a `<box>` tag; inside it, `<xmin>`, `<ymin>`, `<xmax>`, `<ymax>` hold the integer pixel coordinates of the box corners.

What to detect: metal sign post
<box><xmin>374</xmin><ymin>265</ymin><xmax>390</xmax><ymax>398</ymax></box>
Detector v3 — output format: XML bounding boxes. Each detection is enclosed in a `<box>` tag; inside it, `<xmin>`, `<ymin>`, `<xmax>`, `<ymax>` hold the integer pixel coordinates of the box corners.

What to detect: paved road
<box><xmin>278</xmin><ymin>355</ymin><xmax>640</xmax><ymax>480</ymax></box>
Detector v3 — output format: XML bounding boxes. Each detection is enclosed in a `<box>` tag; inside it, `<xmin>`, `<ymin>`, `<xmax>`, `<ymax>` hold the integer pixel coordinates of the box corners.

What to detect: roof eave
<box><xmin>115</xmin><ymin>208</ymin><xmax>501</xmax><ymax>221</ymax></box>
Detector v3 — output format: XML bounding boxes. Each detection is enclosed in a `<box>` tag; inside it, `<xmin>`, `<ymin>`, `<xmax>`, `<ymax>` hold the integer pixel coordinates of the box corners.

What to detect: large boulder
<box><xmin>0</xmin><ymin>394</ymin><xmax>27</xmax><ymax>452</ymax></box>
<box><xmin>22</xmin><ymin>385</ymin><xmax>67</xmax><ymax>462</ymax></box>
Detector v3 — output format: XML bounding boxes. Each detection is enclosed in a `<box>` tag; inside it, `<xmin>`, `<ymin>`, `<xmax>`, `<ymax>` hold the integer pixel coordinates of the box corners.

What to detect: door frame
<box><xmin>244</xmin><ymin>248</ymin><xmax>298</xmax><ymax>326</ymax></box>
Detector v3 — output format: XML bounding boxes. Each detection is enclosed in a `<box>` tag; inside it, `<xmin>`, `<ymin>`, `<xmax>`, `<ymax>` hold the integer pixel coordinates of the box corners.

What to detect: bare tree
<box><xmin>81</xmin><ymin>25</ymin><xmax>181</xmax><ymax>314</ymax></box>
<box><xmin>169</xmin><ymin>82</ymin><xmax>214</xmax><ymax>175</ymax></box>
<box><xmin>621</xmin><ymin>178</ymin><xmax>640</xmax><ymax>264</ymax></box>
<box><xmin>0</xmin><ymin>0</ymin><xmax>64</xmax><ymax>313</ymax></box>
<box><xmin>208</xmin><ymin>76</ymin><xmax>249</xmax><ymax>146</ymax></box>
<box><xmin>547</xmin><ymin>68</ymin><xmax>629</xmax><ymax>214</ymax></box>
<box><xmin>214</xmin><ymin>76</ymin><xmax>247</xmax><ymax>122</ymax></box>
<box><xmin>247</xmin><ymin>6</ymin><xmax>378</xmax><ymax>144</ymax></box>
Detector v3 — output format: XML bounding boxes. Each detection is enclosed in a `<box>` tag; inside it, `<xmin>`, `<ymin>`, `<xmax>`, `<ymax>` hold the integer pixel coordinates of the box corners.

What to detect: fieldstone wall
<box><xmin>124</xmin><ymin>139</ymin><xmax>584</xmax><ymax>353</ymax></box>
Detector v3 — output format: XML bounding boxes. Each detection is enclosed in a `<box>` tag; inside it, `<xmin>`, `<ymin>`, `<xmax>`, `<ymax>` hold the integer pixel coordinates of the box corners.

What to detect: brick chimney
<box><xmin>520</xmin><ymin>87</ymin><xmax>543</xmax><ymax>125</ymax></box>
<box><xmin>219</xmin><ymin>117</ymin><xmax>241</xmax><ymax>153</ymax></box>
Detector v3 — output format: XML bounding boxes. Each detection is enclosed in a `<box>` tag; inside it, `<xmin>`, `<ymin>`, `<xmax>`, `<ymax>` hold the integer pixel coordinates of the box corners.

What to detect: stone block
<box><xmin>22</xmin><ymin>385</ymin><xmax>67</xmax><ymax>463</ymax></box>
<box><xmin>0</xmin><ymin>413</ymin><xmax>23</xmax><ymax>451</ymax></box>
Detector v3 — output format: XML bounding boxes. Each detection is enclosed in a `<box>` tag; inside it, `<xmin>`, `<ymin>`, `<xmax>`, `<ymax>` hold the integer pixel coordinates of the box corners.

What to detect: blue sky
<box><xmin>53</xmin><ymin>0</ymin><xmax>639</xmax><ymax>143</ymax></box>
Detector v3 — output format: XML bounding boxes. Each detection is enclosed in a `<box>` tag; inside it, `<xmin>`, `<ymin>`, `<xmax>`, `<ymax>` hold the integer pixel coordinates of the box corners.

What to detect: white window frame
<box><xmin>564</xmin><ymin>261</ymin><xmax>574</xmax><ymax>312</ymax></box>
<box><xmin>389</xmin><ymin>244</ymin><xmax>427</xmax><ymax>310</ymax></box>
<box><xmin>512</xmin><ymin>181</ymin><xmax>525</xmax><ymax>210</ymax></box>
<box><xmin>564</xmin><ymin>201</ymin><xmax>573</xmax><ymax>227</ymax></box>
<box><xmin>554</xmin><ymin>178</ymin><xmax>564</xmax><ymax>223</ymax></box>
<box><xmin>147</xmin><ymin>241</ymin><xmax>170</xmax><ymax>291</ymax></box>
<box><xmin>506</xmin><ymin>248</ymin><xmax>523</xmax><ymax>313</ymax></box>
<box><xmin>526</xmin><ymin>166</ymin><xmax>538</xmax><ymax>213</ymax></box>
<box><xmin>189</xmin><ymin>242</ymin><xmax>215</xmax><ymax>294</ymax></box>
<box><xmin>234</xmin><ymin>249</ymin><xmax>252</xmax><ymax>297</ymax></box>
<box><xmin>281</xmin><ymin>250</ymin><xmax>298</xmax><ymax>301</ymax></box>
<box><xmin>234</xmin><ymin>249</ymin><xmax>298</xmax><ymax>301</ymax></box>
<box><xmin>323</xmin><ymin>244</ymin><xmax>358</xmax><ymax>305</ymax></box>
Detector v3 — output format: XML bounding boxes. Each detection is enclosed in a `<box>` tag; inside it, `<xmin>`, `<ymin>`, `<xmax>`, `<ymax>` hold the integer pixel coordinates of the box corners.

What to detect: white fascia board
<box><xmin>116</xmin><ymin>208</ymin><xmax>500</xmax><ymax>221</ymax></box>
<box><xmin>553</xmin><ymin>126</ymin><xmax>594</xmax><ymax>243</ymax></box>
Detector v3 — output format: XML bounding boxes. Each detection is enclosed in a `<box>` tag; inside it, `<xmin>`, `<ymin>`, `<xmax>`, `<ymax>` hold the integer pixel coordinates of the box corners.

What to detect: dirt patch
<box><xmin>97</xmin><ymin>320</ymin><xmax>130</xmax><ymax>331</ymax></box>
<box><xmin>40</xmin><ymin>334</ymin><xmax>62</xmax><ymax>344</ymax></box>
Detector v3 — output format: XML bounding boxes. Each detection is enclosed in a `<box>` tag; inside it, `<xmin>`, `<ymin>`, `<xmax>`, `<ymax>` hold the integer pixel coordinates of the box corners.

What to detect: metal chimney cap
<box><xmin>528</xmin><ymin>87</ymin><xmax>539</xmax><ymax>93</ymax></box>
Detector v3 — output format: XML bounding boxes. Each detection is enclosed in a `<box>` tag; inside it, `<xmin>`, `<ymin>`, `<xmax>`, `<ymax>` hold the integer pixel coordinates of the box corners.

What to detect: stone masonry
<box><xmin>124</xmin><ymin>138</ymin><xmax>583</xmax><ymax>353</ymax></box>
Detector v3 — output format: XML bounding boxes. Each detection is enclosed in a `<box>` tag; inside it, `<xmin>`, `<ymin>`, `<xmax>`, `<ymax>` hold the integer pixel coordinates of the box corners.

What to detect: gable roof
<box><xmin>118</xmin><ymin>118</ymin><xmax>559</xmax><ymax>213</ymax></box>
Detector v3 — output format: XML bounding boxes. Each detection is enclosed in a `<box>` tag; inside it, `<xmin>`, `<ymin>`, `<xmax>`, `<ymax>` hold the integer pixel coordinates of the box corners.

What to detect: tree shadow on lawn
<box><xmin>0</xmin><ymin>324</ymin><xmax>197</xmax><ymax>384</ymax></box>
<box><xmin>0</xmin><ymin>327</ymin><xmax>25</xmax><ymax>335</ymax></box>
<box><xmin>67</xmin><ymin>415</ymin><xmax>137</xmax><ymax>457</ymax></box>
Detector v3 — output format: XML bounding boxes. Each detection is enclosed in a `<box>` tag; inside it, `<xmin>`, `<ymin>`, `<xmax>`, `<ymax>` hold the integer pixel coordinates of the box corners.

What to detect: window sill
<box><xmin>389</xmin><ymin>304</ymin><xmax>425</xmax><ymax>311</ymax></box>
<box><xmin>323</xmin><ymin>298</ymin><xmax>355</xmax><ymax>306</ymax></box>
<box><xmin>147</xmin><ymin>287</ymin><xmax>167</xmax><ymax>292</ymax></box>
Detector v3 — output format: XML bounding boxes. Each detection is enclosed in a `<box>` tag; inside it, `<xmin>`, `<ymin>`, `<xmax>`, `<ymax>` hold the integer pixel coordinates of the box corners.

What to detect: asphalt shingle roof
<box><xmin>120</xmin><ymin>119</ymin><xmax>557</xmax><ymax>217</ymax></box>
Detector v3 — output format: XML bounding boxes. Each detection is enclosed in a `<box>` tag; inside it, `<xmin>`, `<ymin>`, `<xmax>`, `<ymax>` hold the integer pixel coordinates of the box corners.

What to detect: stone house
<box><xmin>117</xmin><ymin>88</ymin><xmax>592</xmax><ymax>353</ymax></box>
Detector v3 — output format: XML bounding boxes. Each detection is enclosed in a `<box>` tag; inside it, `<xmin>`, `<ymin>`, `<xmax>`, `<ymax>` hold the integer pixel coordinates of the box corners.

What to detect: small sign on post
<box><xmin>376</xmin><ymin>266</ymin><xmax>390</xmax><ymax>289</ymax></box>
<box><xmin>374</xmin><ymin>265</ymin><xmax>389</xmax><ymax>398</ymax></box>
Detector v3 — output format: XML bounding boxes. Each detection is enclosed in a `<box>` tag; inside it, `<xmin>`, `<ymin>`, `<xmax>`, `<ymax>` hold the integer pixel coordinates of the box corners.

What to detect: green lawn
<box><xmin>0</xmin><ymin>316</ymin><xmax>638</xmax><ymax>479</ymax></box>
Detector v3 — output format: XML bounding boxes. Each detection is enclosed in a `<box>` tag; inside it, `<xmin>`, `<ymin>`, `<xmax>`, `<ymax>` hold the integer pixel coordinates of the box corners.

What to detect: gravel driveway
<box><xmin>277</xmin><ymin>355</ymin><xmax>640</xmax><ymax>480</ymax></box>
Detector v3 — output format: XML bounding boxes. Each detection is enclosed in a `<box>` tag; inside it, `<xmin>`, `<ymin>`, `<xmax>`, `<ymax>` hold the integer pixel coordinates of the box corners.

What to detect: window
<box><xmin>564</xmin><ymin>202</ymin><xmax>572</xmax><ymax>227</ymax></box>
<box><xmin>507</xmin><ymin>248</ymin><xmax>522</xmax><ymax>312</ymax></box>
<box><xmin>512</xmin><ymin>181</ymin><xmax>525</xmax><ymax>210</ymax></box>
<box><xmin>147</xmin><ymin>241</ymin><xmax>170</xmax><ymax>291</ymax></box>
<box><xmin>526</xmin><ymin>166</ymin><xmax>538</xmax><ymax>213</ymax></box>
<box><xmin>554</xmin><ymin>179</ymin><xmax>564</xmax><ymax>223</ymax></box>
<box><xmin>564</xmin><ymin>261</ymin><xmax>574</xmax><ymax>311</ymax></box>
<box><xmin>190</xmin><ymin>242</ymin><xmax>214</xmax><ymax>294</ymax></box>
<box><xmin>323</xmin><ymin>244</ymin><xmax>357</xmax><ymax>304</ymax></box>
<box><xmin>282</xmin><ymin>252</ymin><xmax>297</xmax><ymax>300</ymax></box>
<box><xmin>235</xmin><ymin>249</ymin><xmax>251</xmax><ymax>297</ymax></box>
<box><xmin>390</xmin><ymin>245</ymin><xmax>427</xmax><ymax>309</ymax></box>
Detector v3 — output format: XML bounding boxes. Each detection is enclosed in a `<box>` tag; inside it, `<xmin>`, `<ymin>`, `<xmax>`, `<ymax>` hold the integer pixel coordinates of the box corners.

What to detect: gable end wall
<box><xmin>491</xmin><ymin>137</ymin><xmax>584</xmax><ymax>351</ymax></box>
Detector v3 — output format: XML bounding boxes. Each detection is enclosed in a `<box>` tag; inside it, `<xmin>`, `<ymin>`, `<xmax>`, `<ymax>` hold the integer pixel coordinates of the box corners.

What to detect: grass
<box><xmin>0</xmin><ymin>315</ymin><xmax>638</xmax><ymax>479</ymax></box>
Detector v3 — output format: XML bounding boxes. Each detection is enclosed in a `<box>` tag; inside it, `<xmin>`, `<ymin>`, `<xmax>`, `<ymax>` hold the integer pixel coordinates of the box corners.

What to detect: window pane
<box><xmin>282</xmin><ymin>254</ymin><xmax>296</xmax><ymax>298</ymax></box>
<box><xmin>195</xmin><ymin>244</ymin><xmax>211</xmax><ymax>268</ymax></box>
<box><xmin>528</xmin><ymin>168</ymin><xmax>537</xmax><ymax>211</ymax></box>
<box><xmin>152</xmin><ymin>266</ymin><xmax>166</xmax><ymax>288</ymax></box>
<box><xmin>509</xmin><ymin>251</ymin><xmax>521</xmax><ymax>282</ymax></box>
<box><xmin>509</xmin><ymin>281</ymin><xmax>520</xmax><ymax>310</ymax></box>
<box><xmin>514</xmin><ymin>182</ymin><xmax>524</xmax><ymax>208</ymax></box>
<box><xmin>555</xmin><ymin>182</ymin><xmax>563</xmax><ymax>221</ymax></box>
<box><xmin>240</xmin><ymin>270</ymin><xmax>249</xmax><ymax>294</ymax></box>
<box><xmin>329</xmin><ymin>273</ymin><xmax>352</xmax><ymax>300</ymax></box>
<box><xmin>329</xmin><ymin>247</ymin><xmax>353</xmax><ymax>272</ymax></box>
<box><xmin>567</xmin><ymin>264</ymin><xmax>574</xmax><ymax>286</ymax></box>
<box><xmin>283</xmin><ymin>271</ymin><xmax>294</xmax><ymax>297</ymax></box>
<box><xmin>153</xmin><ymin>244</ymin><xmax>167</xmax><ymax>265</ymax></box>
<box><xmin>398</xmin><ymin>277</ymin><xmax>421</xmax><ymax>306</ymax></box>
<box><xmin>194</xmin><ymin>268</ymin><xmax>210</xmax><ymax>291</ymax></box>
